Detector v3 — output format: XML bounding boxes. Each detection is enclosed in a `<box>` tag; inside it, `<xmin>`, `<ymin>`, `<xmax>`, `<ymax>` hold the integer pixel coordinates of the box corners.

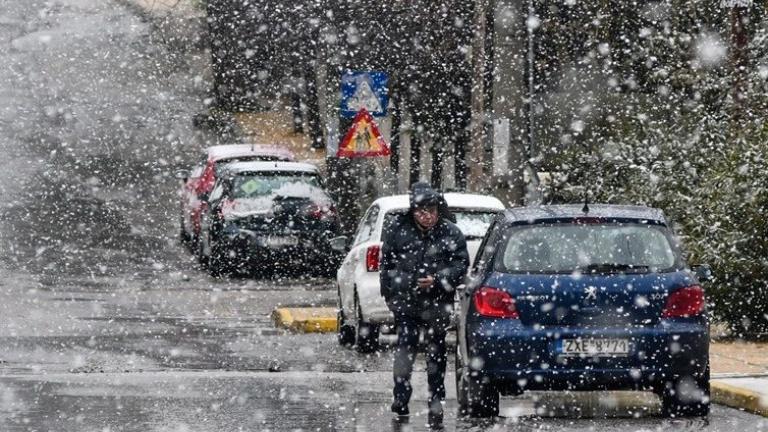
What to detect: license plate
<box><xmin>264</xmin><ymin>236</ymin><xmax>299</xmax><ymax>247</ymax></box>
<box><xmin>558</xmin><ymin>338</ymin><xmax>630</xmax><ymax>357</ymax></box>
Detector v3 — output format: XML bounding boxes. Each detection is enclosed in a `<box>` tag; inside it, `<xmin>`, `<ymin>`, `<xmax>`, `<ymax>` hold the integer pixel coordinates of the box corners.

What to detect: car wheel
<box><xmin>309</xmin><ymin>246</ymin><xmax>343</xmax><ymax>278</ymax></box>
<box><xmin>456</xmin><ymin>346</ymin><xmax>470</xmax><ymax>416</ymax></box>
<box><xmin>179</xmin><ymin>213</ymin><xmax>191</xmax><ymax>244</ymax></box>
<box><xmin>354</xmin><ymin>293</ymin><xmax>379</xmax><ymax>354</ymax></box>
<box><xmin>337</xmin><ymin>288</ymin><xmax>355</xmax><ymax>347</ymax></box>
<box><xmin>319</xmin><ymin>255</ymin><xmax>342</xmax><ymax>278</ymax></box>
<box><xmin>659</xmin><ymin>364</ymin><xmax>710</xmax><ymax>418</ymax></box>
<box><xmin>196</xmin><ymin>233</ymin><xmax>209</xmax><ymax>267</ymax></box>
<box><xmin>456</xmin><ymin>349</ymin><xmax>499</xmax><ymax>418</ymax></box>
<box><xmin>208</xmin><ymin>242</ymin><xmax>232</xmax><ymax>277</ymax></box>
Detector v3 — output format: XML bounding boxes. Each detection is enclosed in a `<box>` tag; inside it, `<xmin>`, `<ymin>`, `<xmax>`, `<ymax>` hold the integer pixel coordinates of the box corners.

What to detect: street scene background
<box><xmin>0</xmin><ymin>0</ymin><xmax>767</xmax><ymax>431</ymax></box>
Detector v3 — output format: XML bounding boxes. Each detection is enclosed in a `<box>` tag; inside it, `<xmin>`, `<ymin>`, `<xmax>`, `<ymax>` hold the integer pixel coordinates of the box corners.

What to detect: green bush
<box><xmin>541</xmin><ymin>19</ymin><xmax>768</xmax><ymax>335</ymax></box>
<box><xmin>545</xmin><ymin>119</ymin><xmax>768</xmax><ymax>336</ymax></box>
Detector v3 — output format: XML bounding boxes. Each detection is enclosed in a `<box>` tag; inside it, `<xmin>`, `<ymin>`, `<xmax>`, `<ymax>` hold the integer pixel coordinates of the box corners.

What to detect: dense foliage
<box><xmin>543</xmin><ymin>3</ymin><xmax>768</xmax><ymax>335</ymax></box>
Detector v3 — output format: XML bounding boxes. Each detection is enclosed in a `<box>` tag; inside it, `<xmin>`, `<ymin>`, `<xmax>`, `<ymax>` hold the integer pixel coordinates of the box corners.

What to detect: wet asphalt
<box><xmin>0</xmin><ymin>0</ymin><xmax>767</xmax><ymax>431</ymax></box>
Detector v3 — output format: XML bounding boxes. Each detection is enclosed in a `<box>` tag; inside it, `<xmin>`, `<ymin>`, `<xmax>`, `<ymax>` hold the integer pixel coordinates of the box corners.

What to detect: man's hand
<box><xmin>417</xmin><ymin>275</ymin><xmax>434</xmax><ymax>291</ymax></box>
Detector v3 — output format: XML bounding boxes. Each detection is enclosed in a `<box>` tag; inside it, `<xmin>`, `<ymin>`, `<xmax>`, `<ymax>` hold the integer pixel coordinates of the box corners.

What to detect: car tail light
<box><xmin>661</xmin><ymin>285</ymin><xmax>705</xmax><ymax>318</ymax></box>
<box><xmin>307</xmin><ymin>204</ymin><xmax>336</xmax><ymax>220</ymax></box>
<box><xmin>366</xmin><ymin>245</ymin><xmax>381</xmax><ymax>272</ymax></box>
<box><xmin>474</xmin><ymin>286</ymin><xmax>519</xmax><ymax>319</ymax></box>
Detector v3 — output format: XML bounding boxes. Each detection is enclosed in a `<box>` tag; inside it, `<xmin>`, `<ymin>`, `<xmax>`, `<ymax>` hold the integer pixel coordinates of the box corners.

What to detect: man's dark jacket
<box><xmin>380</xmin><ymin>210</ymin><xmax>470</xmax><ymax>316</ymax></box>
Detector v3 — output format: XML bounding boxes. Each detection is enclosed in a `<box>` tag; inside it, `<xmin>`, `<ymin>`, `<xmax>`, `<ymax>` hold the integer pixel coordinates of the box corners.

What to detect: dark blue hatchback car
<box><xmin>456</xmin><ymin>205</ymin><xmax>711</xmax><ymax>418</ymax></box>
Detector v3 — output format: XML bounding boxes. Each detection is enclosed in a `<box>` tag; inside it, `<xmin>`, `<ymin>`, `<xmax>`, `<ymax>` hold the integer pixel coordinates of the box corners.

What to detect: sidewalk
<box><xmin>233</xmin><ymin>111</ymin><xmax>326</xmax><ymax>170</ymax></box>
<box><xmin>711</xmin><ymin>340</ymin><xmax>768</xmax><ymax>416</ymax></box>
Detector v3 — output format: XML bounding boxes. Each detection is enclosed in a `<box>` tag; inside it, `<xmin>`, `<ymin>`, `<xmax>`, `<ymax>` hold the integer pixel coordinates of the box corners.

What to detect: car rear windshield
<box><xmin>231</xmin><ymin>172</ymin><xmax>321</xmax><ymax>199</ymax></box>
<box><xmin>215</xmin><ymin>156</ymin><xmax>288</xmax><ymax>174</ymax></box>
<box><xmin>496</xmin><ymin>222</ymin><xmax>680</xmax><ymax>274</ymax></box>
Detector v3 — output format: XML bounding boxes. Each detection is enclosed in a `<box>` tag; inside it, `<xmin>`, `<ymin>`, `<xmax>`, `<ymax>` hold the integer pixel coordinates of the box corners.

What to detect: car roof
<box><xmin>503</xmin><ymin>204</ymin><xmax>667</xmax><ymax>224</ymax></box>
<box><xmin>206</xmin><ymin>144</ymin><xmax>295</xmax><ymax>161</ymax></box>
<box><xmin>221</xmin><ymin>161</ymin><xmax>319</xmax><ymax>174</ymax></box>
<box><xmin>372</xmin><ymin>192</ymin><xmax>505</xmax><ymax>213</ymax></box>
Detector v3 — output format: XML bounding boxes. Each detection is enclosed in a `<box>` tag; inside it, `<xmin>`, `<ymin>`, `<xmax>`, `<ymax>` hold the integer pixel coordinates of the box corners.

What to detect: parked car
<box><xmin>334</xmin><ymin>193</ymin><xmax>505</xmax><ymax>352</ymax></box>
<box><xmin>177</xmin><ymin>144</ymin><xmax>295</xmax><ymax>245</ymax></box>
<box><xmin>196</xmin><ymin>161</ymin><xmax>341</xmax><ymax>275</ymax></box>
<box><xmin>455</xmin><ymin>204</ymin><xmax>711</xmax><ymax>418</ymax></box>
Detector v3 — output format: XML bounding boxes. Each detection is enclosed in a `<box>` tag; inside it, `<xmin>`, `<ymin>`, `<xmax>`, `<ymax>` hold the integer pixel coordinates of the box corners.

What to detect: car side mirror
<box><xmin>175</xmin><ymin>170</ymin><xmax>189</xmax><ymax>181</ymax></box>
<box><xmin>692</xmin><ymin>264</ymin><xmax>713</xmax><ymax>282</ymax></box>
<box><xmin>330</xmin><ymin>236</ymin><xmax>349</xmax><ymax>252</ymax></box>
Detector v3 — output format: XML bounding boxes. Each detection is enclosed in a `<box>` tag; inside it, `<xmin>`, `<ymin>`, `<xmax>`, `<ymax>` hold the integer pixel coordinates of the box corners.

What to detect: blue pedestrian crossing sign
<box><xmin>340</xmin><ymin>71</ymin><xmax>389</xmax><ymax>118</ymax></box>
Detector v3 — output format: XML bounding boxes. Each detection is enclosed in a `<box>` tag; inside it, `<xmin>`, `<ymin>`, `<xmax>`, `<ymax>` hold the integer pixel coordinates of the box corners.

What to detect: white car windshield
<box><xmin>453</xmin><ymin>211</ymin><xmax>497</xmax><ymax>239</ymax></box>
<box><xmin>383</xmin><ymin>209</ymin><xmax>498</xmax><ymax>239</ymax></box>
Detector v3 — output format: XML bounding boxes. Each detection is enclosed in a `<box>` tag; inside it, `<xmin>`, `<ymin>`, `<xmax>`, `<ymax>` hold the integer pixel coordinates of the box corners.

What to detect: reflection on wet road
<box><xmin>2</xmin><ymin>372</ymin><xmax>767</xmax><ymax>431</ymax></box>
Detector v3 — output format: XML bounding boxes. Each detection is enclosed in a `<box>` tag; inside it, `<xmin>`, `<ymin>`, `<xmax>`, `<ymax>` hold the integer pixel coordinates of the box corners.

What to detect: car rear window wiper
<box><xmin>581</xmin><ymin>263</ymin><xmax>650</xmax><ymax>273</ymax></box>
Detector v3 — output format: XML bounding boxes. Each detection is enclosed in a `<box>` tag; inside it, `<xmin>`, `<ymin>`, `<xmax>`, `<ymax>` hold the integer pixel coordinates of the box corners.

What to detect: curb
<box><xmin>711</xmin><ymin>380</ymin><xmax>768</xmax><ymax>417</ymax></box>
<box><xmin>271</xmin><ymin>307</ymin><xmax>337</xmax><ymax>333</ymax></box>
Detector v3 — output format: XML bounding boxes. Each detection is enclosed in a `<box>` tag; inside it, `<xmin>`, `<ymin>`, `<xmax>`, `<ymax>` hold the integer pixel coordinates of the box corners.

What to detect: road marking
<box><xmin>271</xmin><ymin>307</ymin><xmax>337</xmax><ymax>333</ymax></box>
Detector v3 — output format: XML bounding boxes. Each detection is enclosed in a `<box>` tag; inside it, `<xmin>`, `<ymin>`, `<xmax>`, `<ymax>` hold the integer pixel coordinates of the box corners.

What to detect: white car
<box><xmin>335</xmin><ymin>193</ymin><xmax>505</xmax><ymax>352</ymax></box>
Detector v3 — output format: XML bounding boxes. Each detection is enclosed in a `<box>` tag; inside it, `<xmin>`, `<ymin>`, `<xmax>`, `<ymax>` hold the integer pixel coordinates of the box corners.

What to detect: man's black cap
<box><xmin>409</xmin><ymin>181</ymin><xmax>441</xmax><ymax>209</ymax></box>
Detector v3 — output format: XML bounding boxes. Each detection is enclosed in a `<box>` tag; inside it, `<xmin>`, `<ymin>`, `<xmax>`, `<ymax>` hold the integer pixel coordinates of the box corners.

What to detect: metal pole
<box><xmin>527</xmin><ymin>0</ymin><xmax>535</xmax><ymax>162</ymax></box>
<box><xmin>390</xmin><ymin>95</ymin><xmax>401</xmax><ymax>175</ymax></box>
<box><xmin>468</xmin><ymin>0</ymin><xmax>489</xmax><ymax>192</ymax></box>
<box><xmin>525</xmin><ymin>0</ymin><xmax>542</xmax><ymax>204</ymax></box>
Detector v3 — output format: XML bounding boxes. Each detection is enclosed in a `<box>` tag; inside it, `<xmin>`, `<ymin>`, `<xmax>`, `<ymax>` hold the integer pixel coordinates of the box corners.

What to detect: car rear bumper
<box><xmin>481</xmin><ymin>368</ymin><xmax>692</xmax><ymax>394</ymax></box>
<box><xmin>463</xmin><ymin>319</ymin><xmax>708</xmax><ymax>392</ymax></box>
<box><xmin>217</xmin><ymin>230</ymin><xmax>339</xmax><ymax>262</ymax></box>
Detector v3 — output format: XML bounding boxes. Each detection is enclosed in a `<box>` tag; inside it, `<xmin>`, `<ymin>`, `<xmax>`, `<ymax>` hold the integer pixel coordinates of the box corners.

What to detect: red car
<box><xmin>177</xmin><ymin>144</ymin><xmax>295</xmax><ymax>244</ymax></box>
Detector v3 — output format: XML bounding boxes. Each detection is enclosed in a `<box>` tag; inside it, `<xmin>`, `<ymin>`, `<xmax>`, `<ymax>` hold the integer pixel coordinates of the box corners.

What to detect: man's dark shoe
<box><xmin>391</xmin><ymin>414</ymin><xmax>409</xmax><ymax>431</ymax></box>
<box><xmin>427</xmin><ymin>411</ymin><xmax>444</xmax><ymax>429</ymax></box>
<box><xmin>427</xmin><ymin>399</ymin><xmax>444</xmax><ymax>429</ymax></box>
<box><xmin>391</xmin><ymin>402</ymin><xmax>409</xmax><ymax>416</ymax></box>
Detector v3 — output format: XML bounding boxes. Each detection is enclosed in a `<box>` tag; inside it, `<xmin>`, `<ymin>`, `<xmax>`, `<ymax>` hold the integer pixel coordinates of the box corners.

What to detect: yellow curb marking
<box><xmin>271</xmin><ymin>307</ymin><xmax>338</xmax><ymax>333</ymax></box>
<box><xmin>711</xmin><ymin>381</ymin><xmax>768</xmax><ymax>417</ymax></box>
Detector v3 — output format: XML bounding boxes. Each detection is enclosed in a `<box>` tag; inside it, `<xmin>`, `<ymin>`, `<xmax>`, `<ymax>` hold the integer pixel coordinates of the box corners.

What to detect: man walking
<box><xmin>380</xmin><ymin>182</ymin><xmax>470</xmax><ymax>427</ymax></box>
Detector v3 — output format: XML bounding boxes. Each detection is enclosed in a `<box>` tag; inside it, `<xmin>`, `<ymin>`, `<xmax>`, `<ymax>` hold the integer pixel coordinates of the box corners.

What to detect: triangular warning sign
<box><xmin>337</xmin><ymin>109</ymin><xmax>391</xmax><ymax>158</ymax></box>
